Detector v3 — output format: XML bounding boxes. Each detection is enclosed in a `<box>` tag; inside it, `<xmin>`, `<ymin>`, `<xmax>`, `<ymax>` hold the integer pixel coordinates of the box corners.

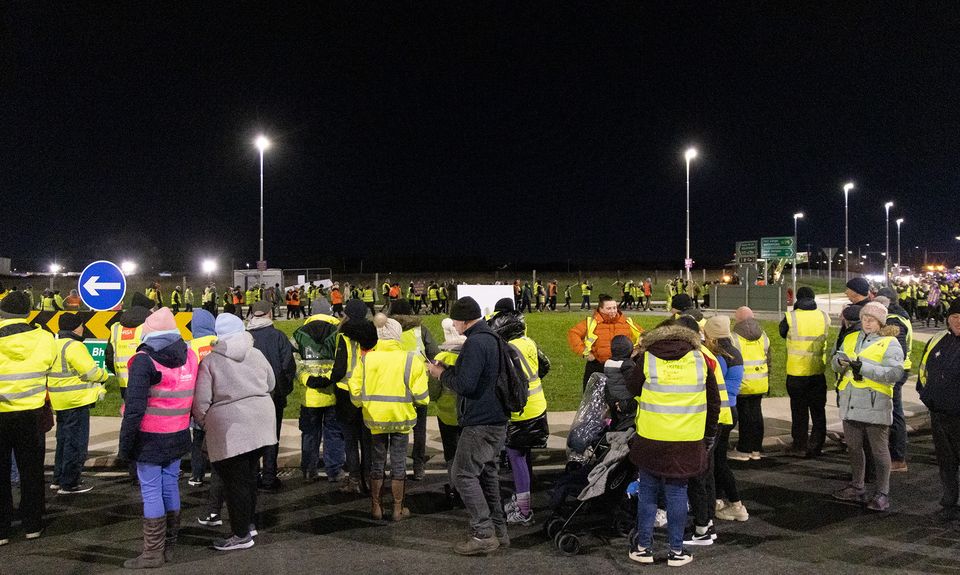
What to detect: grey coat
<box><xmin>192</xmin><ymin>331</ymin><xmax>277</xmax><ymax>462</ymax></box>
<box><xmin>831</xmin><ymin>329</ymin><xmax>904</xmax><ymax>426</ymax></box>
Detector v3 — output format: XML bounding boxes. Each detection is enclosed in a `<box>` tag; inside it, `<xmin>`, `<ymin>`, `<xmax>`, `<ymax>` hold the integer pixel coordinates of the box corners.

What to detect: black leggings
<box><xmin>714</xmin><ymin>407</ymin><xmax>740</xmax><ymax>502</ymax></box>
<box><xmin>212</xmin><ymin>448</ymin><xmax>262</xmax><ymax>537</ymax></box>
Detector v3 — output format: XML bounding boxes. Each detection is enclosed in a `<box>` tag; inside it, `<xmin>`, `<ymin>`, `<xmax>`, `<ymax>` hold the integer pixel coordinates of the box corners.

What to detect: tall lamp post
<box><xmin>255</xmin><ymin>135</ymin><xmax>271</xmax><ymax>288</ymax></box>
<box><xmin>49</xmin><ymin>263</ymin><xmax>62</xmax><ymax>290</ymax></box>
<box><xmin>884</xmin><ymin>201</ymin><xmax>894</xmax><ymax>285</ymax></box>
<box><xmin>793</xmin><ymin>212</ymin><xmax>804</xmax><ymax>297</ymax></box>
<box><xmin>843</xmin><ymin>182</ymin><xmax>854</xmax><ymax>281</ymax></box>
<box><xmin>684</xmin><ymin>147</ymin><xmax>698</xmax><ymax>285</ymax></box>
<box><xmin>895</xmin><ymin>218</ymin><xmax>904</xmax><ymax>273</ymax></box>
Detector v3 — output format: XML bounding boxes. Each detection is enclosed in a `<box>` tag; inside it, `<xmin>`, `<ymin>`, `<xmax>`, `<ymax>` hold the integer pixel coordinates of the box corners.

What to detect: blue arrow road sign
<box><xmin>78</xmin><ymin>260</ymin><xmax>127</xmax><ymax>311</ymax></box>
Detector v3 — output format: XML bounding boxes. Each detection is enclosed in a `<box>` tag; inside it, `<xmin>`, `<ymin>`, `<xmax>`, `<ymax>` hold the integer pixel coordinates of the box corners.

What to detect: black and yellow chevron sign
<box><xmin>26</xmin><ymin>311</ymin><xmax>196</xmax><ymax>341</ymax></box>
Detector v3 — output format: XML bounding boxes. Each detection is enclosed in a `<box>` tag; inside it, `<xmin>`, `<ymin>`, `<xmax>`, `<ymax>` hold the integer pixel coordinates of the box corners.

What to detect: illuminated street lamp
<box><xmin>793</xmin><ymin>212</ymin><xmax>804</xmax><ymax>297</ymax></box>
<box><xmin>843</xmin><ymin>182</ymin><xmax>854</xmax><ymax>281</ymax></box>
<box><xmin>202</xmin><ymin>259</ymin><xmax>217</xmax><ymax>280</ymax></box>
<box><xmin>255</xmin><ymin>134</ymin><xmax>271</xmax><ymax>286</ymax></box>
<box><xmin>121</xmin><ymin>260</ymin><xmax>137</xmax><ymax>275</ymax></box>
<box><xmin>884</xmin><ymin>201</ymin><xmax>893</xmax><ymax>286</ymax></box>
<box><xmin>895</xmin><ymin>218</ymin><xmax>903</xmax><ymax>271</ymax></box>
<box><xmin>684</xmin><ymin>147</ymin><xmax>698</xmax><ymax>285</ymax></box>
<box><xmin>49</xmin><ymin>262</ymin><xmax>62</xmax><ymax>289</ymax></box>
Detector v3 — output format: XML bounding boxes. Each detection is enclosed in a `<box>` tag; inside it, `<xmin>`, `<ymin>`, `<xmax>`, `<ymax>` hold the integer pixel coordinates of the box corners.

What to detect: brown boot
<box><xmin>391</xmin><ymin>479</ymin><xmax>410</xmax><ymax>521</ymax></box>
<box><xmin>338</xmin><ymin>473</ymin><xmax>362</xmax><ymax>495</ymax></box>
<box><xmin>370</xmin><ymin>478</ymin><xmax>384</xmax><ymax>520</ymax></box>
<box><xmin>123</xmin><ymin>516</ymin><xmax>166</xmax><ymax>569</ymax></box>
<box><xmin>163</xmin><ymin>511</ymin><xmax>180</xmax><ymax>562</ymax></box>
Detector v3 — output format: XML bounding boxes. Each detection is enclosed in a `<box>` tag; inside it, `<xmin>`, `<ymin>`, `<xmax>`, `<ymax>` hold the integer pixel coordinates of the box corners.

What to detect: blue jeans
<box><xmin>299</xmin><ymin>406</ymin><xmax>345</xmax><ymax>477</ymax></box>
<box><xmin>889</xmin><ymin>377</ymin><xmax>908</xmax><ymax>461</ymax></box>
<box><xmin>635</xmin><ymin>469</ymin><xmax>688</xmax><ymax>552</ymax></box>
<box><xmin>137</xmin><ymin>459</ymin><xmax>181</xmax><ymax>518</ymax></box>
<box><xmin>54</xmin><ymin>405</ymin><xmax>91</xmax><ymax>488</ymax></box>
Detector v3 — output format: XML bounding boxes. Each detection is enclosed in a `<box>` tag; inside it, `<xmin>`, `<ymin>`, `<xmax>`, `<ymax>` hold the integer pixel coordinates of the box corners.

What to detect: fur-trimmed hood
<box><xmin>642</xmin><ymin>324</ymin><xmax>702</xmax><ymax>361</ymax></box>
<box><xmin>879</xmin><ymin>325</ymin><xmax>901</xmax><ymax>338</ymax></box>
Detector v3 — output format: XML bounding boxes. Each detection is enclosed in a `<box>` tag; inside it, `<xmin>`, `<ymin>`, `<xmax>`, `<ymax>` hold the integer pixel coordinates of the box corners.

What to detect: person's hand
<box><xmin>850</xmin><ymin>359</ymin><xmax>863</xmax><ymax>380</ymax></box>
<box><xmin>586</xmin><ymin>353</ymin><xmax>596</xmax><ymax>362</ymax></box>
<box><xmin>426</xmin><ymin>361</ymin><xmax>446</xmax><ymax>379</ymax></box>
<box><xmin>703</xmin><ymin>435</ymin><xmax>717</xmax><ymax>453</ymax></box>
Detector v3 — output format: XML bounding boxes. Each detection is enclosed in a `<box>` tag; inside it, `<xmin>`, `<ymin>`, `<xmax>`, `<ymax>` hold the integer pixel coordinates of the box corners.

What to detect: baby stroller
<box><xmin>543</xmin><ymin>373</ymin><xmax>636</xmax><ymax>555</ymax></box>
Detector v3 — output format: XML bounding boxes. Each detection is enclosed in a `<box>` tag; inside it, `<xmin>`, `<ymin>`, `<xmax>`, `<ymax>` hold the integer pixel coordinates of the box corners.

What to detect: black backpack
<box><xmin>479</xmin><ymin>331</ymin><xmax>529</xmax><ymax>416</ymax></box>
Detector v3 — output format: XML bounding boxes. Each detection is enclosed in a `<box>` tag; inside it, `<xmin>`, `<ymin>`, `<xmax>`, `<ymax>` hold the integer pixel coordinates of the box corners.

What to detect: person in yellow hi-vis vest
<box><xmin>49</xmin><ymin>313</ymin><xmax>110</xmax><ymax>495</ymax></box>
<box><xmin>623</xmin><ymin>319</ymin><xmax>720</xmax><ymax>567</ymax></box>
<box><xmin>489</xmin><ymin>308</ymin><xmax>550</xmax><ymax>526</ymax></box>
<box><xmin>105</xmin><ymin>292</ymin><xmax>155</xmax><ymax>401</ymax></box>
<box><xmin>778</xmin><ymin>286</ymin><xmax>831</xmax><ymax>458</ymax></box>
<box><xmin>329</xmin><ymin>299</ymin><xmax>378</xmax><ymax>495</ymax></box>
<box><xmin>830</xmin><ymin>301</ymin><xmax>904</xmax><ymax>512</ymax></box>
<box><xmin>0</xmin><ymin>291</ymin><xmax>58</xmax><ymax>543</ymax></box>
<box><xmin>874</xmin><ymin>287</ymin><xmax>914</xmax><ymax>472</ymax></box>
<box><xmin>730</xmin><ymin>306</ymin><xmax>771</xmax><ymax>462</ymax></box>
<box><xmin>350</xmin><ymin>315</ymin><xmax>428</xmax><ymax>522</ymax></box>
<box><xmin>429</xmin><ymin>318</ymin><xmax>465</xmax><ymax>505</ymax></box>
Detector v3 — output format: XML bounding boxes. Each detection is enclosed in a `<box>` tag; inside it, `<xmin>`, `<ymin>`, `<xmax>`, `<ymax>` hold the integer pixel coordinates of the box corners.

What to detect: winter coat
<box><xmin>118</xmin><ymin>333</ymin><xmax>194</xmax><ymax>464</ymax></box>
<box><xmin>918</xmin><ymin>329</ymin><xmax>960</xmax><ymax>416</ymax></box>
<box><xmin>625</xmin><ymin>325</ymin><xmax>721</xmax><ymax>479</ymax></box>
<box><xmin>192</xmin><ymin>331</ymin><xmax>277</xmax><ymax>463</ymax></box>
<box><xmin>567</xmin><ymin>310</ymin><xmax>641</xmax><ymax>363</ymax></box>
<box><xmin>603</xmin><ymin>357</ymin><xmax>637</xmax><ymax>432</ymax></box>
<box><xmin>248</xmin><ymin>317</ymin><xmax>296</xmax><ymax>406</ymax></box>
<box><xmin>779</xmin><ymin>296</ymin><xmax>818</xmax><ymax>338</ymax></box>
<box><xmin>831</xmin><ymin>327</ymin><xmax>904</xmax><ymax>426</ymax></box>
<box><xmin>713</xmin><ymin>339</ymin><xmax>744</xmax><ymax>407</ymax></box>
<box><xmin>439</xmin><ymin>320</ymin><xmax>509</xmax><ymax>427</ymax></box>
<box><xmin>392</xmin><ymin>314</ymin><xmax>441</xmax><ymax>360</ymax></box>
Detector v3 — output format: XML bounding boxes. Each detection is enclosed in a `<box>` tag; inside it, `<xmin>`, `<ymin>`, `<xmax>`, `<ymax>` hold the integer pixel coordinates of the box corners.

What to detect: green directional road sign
<box><xmin>760</xmin><ymin>236</ymin><xmax>796</xmax><ymax>259</ymax></box>
<box><xmin>736</xmin><ymin>240</ymin><xmax>758</xmax><ymax>263</ymax></box>
<box><xmin>84</xmin><ymin>340</ymin><xmax>108</xmax><ymax>370</ymax></box>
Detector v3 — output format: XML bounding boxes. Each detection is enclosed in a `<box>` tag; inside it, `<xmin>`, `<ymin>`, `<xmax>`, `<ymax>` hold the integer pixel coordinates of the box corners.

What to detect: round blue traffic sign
<box><xmin>78</xmin><ymin>260</ymin><xmax>127</xmax><ymax>311</ymax></box>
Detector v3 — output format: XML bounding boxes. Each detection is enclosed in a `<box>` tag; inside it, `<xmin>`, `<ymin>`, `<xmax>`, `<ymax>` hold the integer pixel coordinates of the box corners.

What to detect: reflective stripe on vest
<box><xmin>111</xmin><ymin>322</ymin><xmax>143</xmax><ymax>388</ymax></box>
<box><xmin>838</xmin><ymin>333</ymin><xmax>895</xmax><ymax>398</ymax></box>
<box><xmin>299</xmin><ymin>360</ymin><xmax>336</xmax><ymax>408</ymax></box>
<box><xmin>583</xmin><ymin>316</ymin><xmax>641</xmax><ymax>356</ymax></box>
<box><xmin>336</xmin><ymin>335</ymin><xmax>360</xmax><ymax>391</ymax></box>
<box><xmin>508</xmin><ymin>336</ymin><xmax>547</xmax><ymax>422</ymax></box>
<box><xmin>134</xmin><ymin>348</ymin><xmax>198</xmax><ymax>433</ymax></box>
<box><xmin>0</xmin><ymin>321</ymin><xmax>55</xmax><ymax>412</ymax></box>
<box><xmin>47</xmin><ymin>340</ymin><xmax>104</xmax><ymax>410</ymax></box>
<box><xmin>919</xmin><ymin>330</ymin><xmax>949</xmax><ymax>386</ymax></box>
<box><xmin>785</xmin><ymin>309</ymin><xmax>830</xmax><ymax>376</ymax></box>
<box><xmin>636</xmin><ymin>350</ymin><xmax>707</xmax><ymax>442</ymax></box>
<box><xmin>700</xmin><ymin>346</ymin><xmax>733</xmax><ymax>425</ymax></box>
<box><xmin>357</xmin><ymin>350</ymin><xmax>425</xmax><ymax>433</ymax></box>
<box><xmin>888</xmin><ymin>314</ymin><xmax>914</xmax><ymax>371</ymax></box>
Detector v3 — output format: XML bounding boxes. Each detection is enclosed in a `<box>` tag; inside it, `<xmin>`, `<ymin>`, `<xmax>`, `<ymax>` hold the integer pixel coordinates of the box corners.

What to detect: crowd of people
<box><xmin>1</xmin><ymin>273</ymin><xmax>959</xmax><ymax>569</ymax></box>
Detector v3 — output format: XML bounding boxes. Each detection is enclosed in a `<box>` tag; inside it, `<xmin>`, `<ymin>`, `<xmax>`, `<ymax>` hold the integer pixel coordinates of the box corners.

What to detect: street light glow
<box><xmin>49</xmin><ymin>263</ymin><xmax>62</xmax><ymax>274</ymax></box>
<box><xmin>843</xmin><ymin>182</ymin><xmax>855</xmax><ymax>194</ymax></box>
<box><xmin>885</xmin><ymin>201</ymin><xmax>894</xmax><ymax>209</ymax></box>
<box><xmin>201</xmin><ymin>259</ymin><xmax>217</xmax><ymax>274</ymax></box>
<box><xmin>121</xmin><ymin>260</ymin><xmax>137</xmax><ymax>275</ymax></box>
<box><xmin>896</xmin><ymin>218</ymin><xmax>904</xmax><ymax>226</ymax></box>
<box><xmin>793</xmin><ymin>212</ymin><xmax>804</xmax><ymax>220</ymax></box>
<box><xmin>254</xmin><ymin>134</ymin><xmax>271</xmax><ymax>152</ymax></box>
<box><xmin>684</xmin><ymin>147</ymin><xmax>698</xmax><ymax>161</ymax></box>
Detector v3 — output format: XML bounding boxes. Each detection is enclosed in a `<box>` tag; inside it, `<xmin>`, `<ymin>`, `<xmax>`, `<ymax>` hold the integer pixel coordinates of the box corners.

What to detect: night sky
<box><xmin>3</xmin><ymin>3</ymin><xmax>959</xmax><ymax>273</ymax></box>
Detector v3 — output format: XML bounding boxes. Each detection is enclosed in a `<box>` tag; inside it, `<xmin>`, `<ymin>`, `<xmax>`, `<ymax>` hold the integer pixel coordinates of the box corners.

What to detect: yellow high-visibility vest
<box><xmin>190</xmin><ymin>335</ymin><xmax>217</xmax><ymax>363</ymax></box>
<box><xmin>508</xmin><ymin>336</ymin><xmax>547</xmax><ymax>422</ymax></box>
<box><xmin>348</xmin><ymin>340</ymin><xmax>429</xmax><ymax>434</ymax></box>
<box><xmin>919</xmin><ymin>330</ymin><xmax>950</xmax><ymax>386</ymax></box>
<box><xmin>701</xmin><ymin>345</ymin><xmax>733</xmax><ymax>425</ymax></box>
<box><xmin>636</xmin><ymin>349</ymin><xmax>708</xmax><ymax>442</ymax></box>
<box><xmin>785</xmin><ymin>309</ymin><xmax>830</xmax><ymax>376</ymax></box>
<box><xmin>433</xmin><ymin>350</ymin><xmax>460</xmax><ymax>426</ymax></box>
<box><xmin>299</xmin><ymin>359</ymin><xmax>336</xmax><ymax>408</ymax></box>
<box><xmin>734</xmin><ymin>332</ymin><xmax>770</xmax><ymax>395</ymax></box>
<box><xmin>335</xmin><ymin>333</ymin><xmax>360</xmax><ymax>391</ymax></box>
<box><xmin>582</xmin><ymin>316</ymin><xmax>641</xmax><ymax>357</ymax></box>
<box><xmin>887</xmin><ymin>314</ymin><xmax>914</xmax><ymax>371</ymax></box>
<box><xmin>47</xmin><ymin>338</ymin><xmax>109</xmax><ymax>411</ymax></box>
<box><xmin>838</xmin><ymin>332</ymin><xmax>896</xmax><ymax>398</ymax></box>
<box><xmin>0</xmin><ymin>319</ymin><xmax>56</xmax><ymax>412</ymax></box>
<box><xmin>110</xmin><ymin>322</ymin><xmax>143</xmax><ymax>388</ymax></box>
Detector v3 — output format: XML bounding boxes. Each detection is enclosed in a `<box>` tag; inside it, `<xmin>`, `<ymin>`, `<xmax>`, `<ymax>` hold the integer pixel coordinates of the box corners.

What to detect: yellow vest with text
<box><xmin>636</xmin><ymin>349</ymin><xmax>708</xmax><ymax>442</ymax></box>
<box><xmin>0</xmin><ymin>319</ymin><xmax>56</xmax><ymax>412</ymax></box>
<box><xmin>918</xmin><ymin>330</ymin><xmax>949</xmax><ymax>386</ymax></box>
<box><xmin>47</xmin><ymin>338</ymin><xmax>109</xmax><ymax>410</ymax></box>
<box><xmin>348</xmin><ymin>340</ymin><xmax>429</xmax><ymax>434</ymax></box>
<box><xmin>838</xmin><ymin>332</ymin><xmax>895</xmax><ymax>398</ymax></box>
<box><xmin>785</xmin><ymin>309</ymin><xmax>830</xmax><ymax>376</ymax></box>
<box><xmin>701</xmin><ymin>345</ymin><xmax>733</xmax><ymax>425</ymax></box>
<box><xmin>508</xmin><ymin>336</ymin><xmax>547</xmax><ymax>422</ymax></box>
<box><xmin>190</xmin><ymin>335</ymin><xmax>217</xmax><ymax>363</ymax></box>
<box><xmin>433</xmin><ymin>350</ymin><xmax>460</xmax><ymax>426</ymax></box>
<box><xmin>110</xmin><ymin>322</ymin><xmax>144</xmax><ymax>388</ymax></box>
<box><xmin>734</xmin><ymin>332</ymin><xmax>770</xmax><ymax>395</ymax></box>
<box><xmin>299</xmin><ymin>359</ymin><xmax>336</xmax><ymax>408</ymax></box>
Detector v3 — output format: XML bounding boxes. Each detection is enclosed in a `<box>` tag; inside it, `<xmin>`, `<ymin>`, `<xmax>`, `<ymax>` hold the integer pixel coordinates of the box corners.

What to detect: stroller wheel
<box><xmin>544</xmin><ymin>517</ymin><xmax>565</xmax><ymax>540</ymax></box>
<box><xmin>556</xmin><ymin>533</ymin><xmax>582</xmax><ymax>556</ymax></box>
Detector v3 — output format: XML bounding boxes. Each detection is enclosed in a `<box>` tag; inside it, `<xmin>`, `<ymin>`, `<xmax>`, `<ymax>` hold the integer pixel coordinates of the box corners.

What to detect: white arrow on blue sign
<box><xmin>78</xmin><ymin>260</ymin><xmax>127</xmax><ymax>311</ymax></box>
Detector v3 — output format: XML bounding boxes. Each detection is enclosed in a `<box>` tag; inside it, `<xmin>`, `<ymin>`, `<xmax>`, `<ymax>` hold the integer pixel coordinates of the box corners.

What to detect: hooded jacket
<box><xmin>439</xmin><ymin>320</ymin><xmax>509</xmax><ymax>427</ymax></box>
<box><xmin>831</xmin><ymin>326</ymin><xmax>904</xmax><ymax>425</ymax></box>
<box><xmin>625</xmin><ymin>324</ymin><xmax>721</xmax><ymax>479</ymax></box>
<box><xmin>567</xmin><ymin>310</ymin><xmax>641</xmax><ymax>363</ymax></box>
<box><xmin>191</xmin><ymin>309</ymin><xmax>216</xmax><ymax>338</ymax></box>
<box><xmin>490</xmin><ymin>310</ymin><xmax>551</xmax><ymax>378</ymax></box>
<box><xmin>603</xmin><ymin>336</ymin><xmax>637</xmax><ymax>433</ymax></box>
<box><xmin>118</xmin><ymin>333</ymin><xmax>193</xmax><ymax>463</ymax></box>
<box><xmin>331</xmin><ymin>318</ymin><xmax>378</xmax><ymax>422</ymax></box>
<box><xmin>248</xmin><ymin>315</ymin><xmax>296</xmax><ymax>405</ymax></box>
<box><xmin>192</xmin><ymin>331</ymin><xmax>277</xmax><ymax>462</ymax></box>
<box><xmin>733</xmin><ymin>317</ymin><xmax>772</xmax><ymax>375</ymax></box>
<box><xmin>918</xmin><ymin>328</ymin><xmax>960</xmax><ymax>415</ymax></box>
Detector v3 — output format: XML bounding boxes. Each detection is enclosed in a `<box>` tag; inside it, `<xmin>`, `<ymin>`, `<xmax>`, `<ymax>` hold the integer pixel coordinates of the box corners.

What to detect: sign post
<box><xmin>78</xmin><ymin>260</ymin><xmax>127</xmax><ymax>311</ymax></box>
<box><xmin>822</xmin><ymin>247</ymin><xmax>838</xmax><ymax>316</ymax></box>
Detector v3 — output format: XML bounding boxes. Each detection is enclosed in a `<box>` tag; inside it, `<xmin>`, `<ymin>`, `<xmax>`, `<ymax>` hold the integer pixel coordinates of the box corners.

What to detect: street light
<box><xmin>843</xmin><ymin>182</ymin><xmax>854</xmax><ymax>281</ymax></box>
<box><xmin>884</xmin><ymin>201</ymin><xmax>893</xmax><ymax>285</ymax></box>
<box><xmin>895</xmin><ymin>218</ymin><xmax>903</xmax><ymax>272</ymax></box>
<box><xmin>684</xmin><ymin>147</ymin><xmax>698</xmax><ymax>285</ymax></box>
<box><xmin>255</xmin><ymin>134</ymin><xmax>271</xmax><ymax>286</ymax></box>
<box><xmin>793</xmin><ymin>212</ymin><xmax>804</xmax><ymax>297</ymax></box>
<box><xmin>49</xmin><ymin>262</ymin><xmax>62</xmax><ymax>289</ymax></box>
<box><xmin>121</xmin><ymin>260</ymin><xmax>137</xmax><ymax>275</ymax></box>
<box><xmin>202</xmin><ymin>259</ymin><xmax>217</xmax><ymax>278</ymax></box>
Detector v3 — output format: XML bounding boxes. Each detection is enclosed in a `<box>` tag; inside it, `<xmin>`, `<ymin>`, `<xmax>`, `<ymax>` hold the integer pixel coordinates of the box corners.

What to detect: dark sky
<box><xmin>3</xmin><ymin>2</ymin><xmax>959</xmax><ymax>272</ymax></box>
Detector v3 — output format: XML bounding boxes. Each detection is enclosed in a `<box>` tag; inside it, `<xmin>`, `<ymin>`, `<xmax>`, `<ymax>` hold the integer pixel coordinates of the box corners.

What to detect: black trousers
<box><xmin>714</xmin><ymin>407</ymin><xmax>740</xmax><ymax>502</ymax></box>
<box><xmin>688</xmin><ymin>433</ymin><xmax>718</xmax><ymax>527</ymax></box>
<box><xmin>212</xmin><ymin>448</ymin><xmax>262</xmax><ymax>538</ymax></box>
<box><xmin>0</xmin><ymin>408</ymin><xmax>45</xmax><ymax>539</ymax></box>
<box><xmin>735</xmin><ymin>394</ymin><xmax>764</xmax><ymax>453</ymax></box>
<box><xmin>786</xmin><ymin>374</ymin><xmax>827</xmax><ymax>454</ymax></box>
<box><xmin>412</xmin><ymin>404</ymin><xmax>428</xmax><ymax>470</ymax></box>
<box><xmin>932</xmin><ymin>412</ymin><xmax>960</xmax><ymax>509</ymax></box>
<box><xmin>259</xmin><ymin>400</ymin><xmax>285</xmax><ymax>486</ymax></box>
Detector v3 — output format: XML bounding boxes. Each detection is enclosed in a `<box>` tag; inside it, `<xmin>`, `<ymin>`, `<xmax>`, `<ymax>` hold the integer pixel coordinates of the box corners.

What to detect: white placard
<box><xmin>454</xmin><ymin>284</ymin><xmax>516</xmax><ymax>317</ymax></box>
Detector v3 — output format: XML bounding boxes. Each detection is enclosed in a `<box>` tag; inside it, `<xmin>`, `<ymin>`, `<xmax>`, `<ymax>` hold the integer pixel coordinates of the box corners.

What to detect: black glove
<box><xmin>306</xmin><ymin>376</ymin><xmax>330</xmax><ymax>390</ymax></box>
<box><xmin>850</xmin><ymin>360</ymin><xmax>863</xmax><ymax>381</ymax></box>
<box><xmin>703</xmin><ymin>435</ymin><xmax>717</xmax><ymax>453</ymax></box>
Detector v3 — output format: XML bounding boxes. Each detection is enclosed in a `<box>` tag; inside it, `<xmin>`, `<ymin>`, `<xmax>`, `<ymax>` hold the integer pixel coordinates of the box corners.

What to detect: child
<box><xmin>604</xmin><ymin>335</ymin><xmax>638</xmax><ymax>432</ymax></box>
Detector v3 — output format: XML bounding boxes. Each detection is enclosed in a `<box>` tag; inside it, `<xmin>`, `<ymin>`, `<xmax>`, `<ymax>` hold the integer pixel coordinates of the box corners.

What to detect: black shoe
<box><xmin>683</xmin><ymin>523</ymin><xmax>716</xmax><ymax>546</ymax></box>
<box><xmin>667</xmin><ymin>548</ymin><xmax>693</xmax><ymax>567</ymax></box>
<box><xmin>57</xmin><ymin>484</ymin><xmax>94</xmax><ymax>495</ymax></box>
<box><xmin>258</xmin><ymin>478</ymin><xmax>283</xmax><ymax>492</ymax></box>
